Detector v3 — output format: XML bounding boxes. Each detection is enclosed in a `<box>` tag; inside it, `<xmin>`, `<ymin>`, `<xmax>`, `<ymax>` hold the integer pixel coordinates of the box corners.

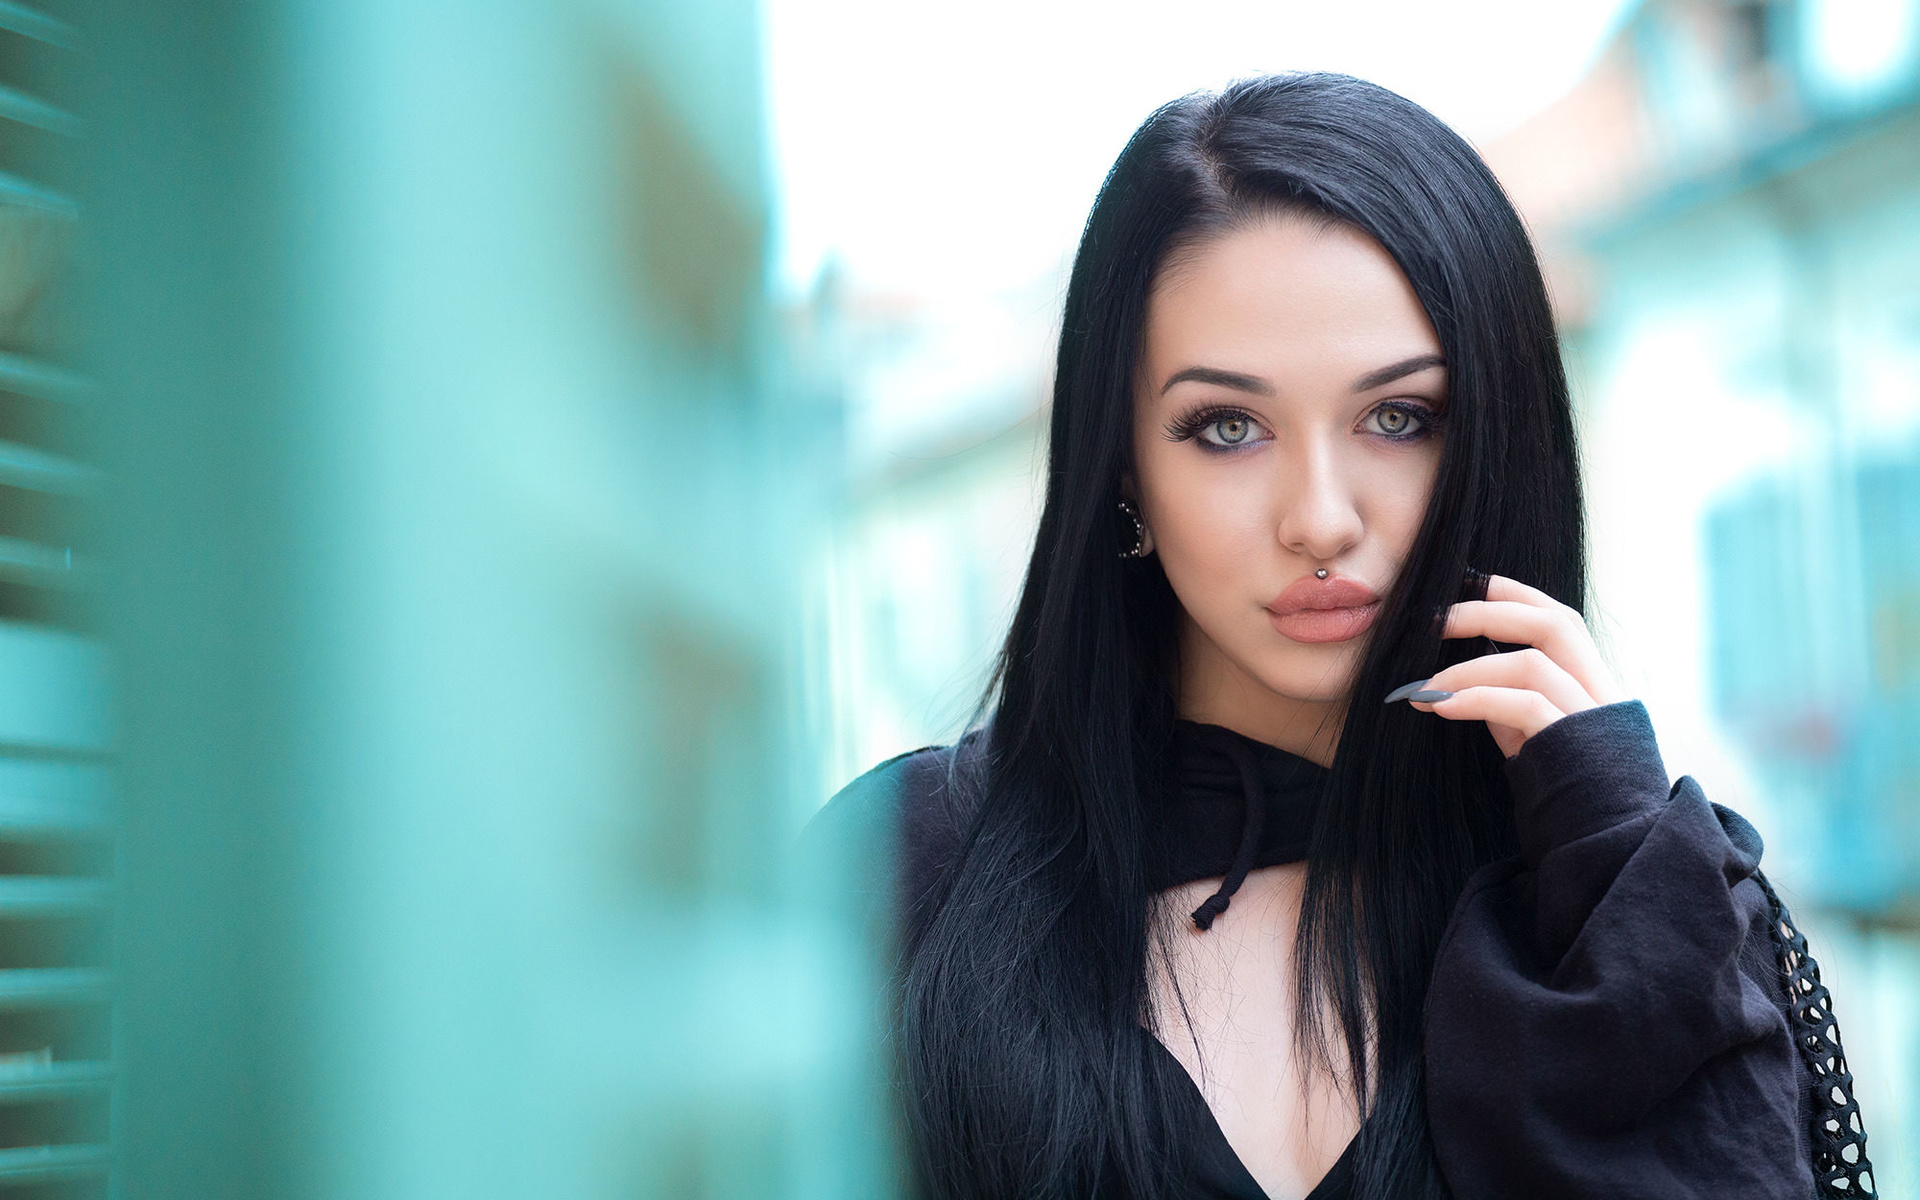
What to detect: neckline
<box><xmin>1144</xmin><ymin>1029</ymin><xmax>1360</xmax><ymax>1199</ymax></box>
<box><xmin>1172</xmin><ymin>719</ymin><xmax>1333</xmax><ymax>771</ymax></box>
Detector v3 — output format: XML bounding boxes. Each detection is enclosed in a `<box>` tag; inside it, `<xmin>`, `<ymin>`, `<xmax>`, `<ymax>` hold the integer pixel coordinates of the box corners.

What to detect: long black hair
<box><xmin>898</xmin><ymin>73</ymin><xmax>1584</xmax><ymax>1198</ymax></box>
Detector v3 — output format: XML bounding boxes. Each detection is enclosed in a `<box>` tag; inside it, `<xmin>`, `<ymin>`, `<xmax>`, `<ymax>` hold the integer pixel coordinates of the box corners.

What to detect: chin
<box><xmin>1177</xmin><ymin>609</ymin><xmax>1368</xmax><ymax>709</ymax></box>
<box><xmin>1248</xmin><ymin>641</ymin><xmax>1365</xmax><ymax>706</ymax></box>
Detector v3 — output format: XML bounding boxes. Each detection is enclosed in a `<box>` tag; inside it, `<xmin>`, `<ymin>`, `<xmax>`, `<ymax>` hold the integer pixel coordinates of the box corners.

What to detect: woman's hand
<box><xmin>1398</xmin><ymin>574</ymin><xmax>1627</xmax><ymax>758</ymax></box>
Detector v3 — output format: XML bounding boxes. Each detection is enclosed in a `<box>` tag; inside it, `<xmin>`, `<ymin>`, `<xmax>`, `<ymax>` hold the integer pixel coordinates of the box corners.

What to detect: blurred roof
<box><xmin>1485</xmin><ymin>0</ymin><xmax>1920</xmax><ymax>325</ymax></box>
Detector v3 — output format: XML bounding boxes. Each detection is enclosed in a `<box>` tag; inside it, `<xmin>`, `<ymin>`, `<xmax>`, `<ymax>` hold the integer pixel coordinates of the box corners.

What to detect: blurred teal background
<box><xmin>0</xmin><ymin>0</ymin><xmax>1900</xmax><ymax>1197</ymax></box>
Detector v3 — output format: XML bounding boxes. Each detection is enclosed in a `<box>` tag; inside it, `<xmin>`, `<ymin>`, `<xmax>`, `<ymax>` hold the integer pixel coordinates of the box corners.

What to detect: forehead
<box><xmin>1142</xmin><ymin>215</ymin><xmax>1439</xmax><ymax>388</ymax></box>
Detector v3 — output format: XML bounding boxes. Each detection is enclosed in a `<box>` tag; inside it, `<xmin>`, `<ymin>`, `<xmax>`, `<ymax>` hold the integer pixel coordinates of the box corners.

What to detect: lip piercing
<box><xmin>1315</xmin><ymin>569</ymin><xmax>1329</xmax><ymax>580</ymax></box>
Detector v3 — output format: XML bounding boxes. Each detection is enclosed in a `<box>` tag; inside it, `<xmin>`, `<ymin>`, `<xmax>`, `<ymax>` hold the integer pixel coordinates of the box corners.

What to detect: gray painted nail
<box><xmin>1383</xmin><ymin>679</ymin><xmax>1432</xmax><ymax>704</ymax></box>
<box><xmin>1409</xmin><ymin>689</ymin><xmax>1455</xmax><ymax>704</ymax></box>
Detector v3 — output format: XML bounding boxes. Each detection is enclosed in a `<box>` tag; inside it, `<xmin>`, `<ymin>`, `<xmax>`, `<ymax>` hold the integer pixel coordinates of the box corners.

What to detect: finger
<box><xmin>1428</xmin><ymin>648</ymin><xmax>1595</xmax><ymax>717</ymax></box>
<box><xmin>1474</xmin><ymin>574</ymin><xmax>1628</xmax><ymax>706</ymax></box>
<box><xmin>1440</xmin><ymin>600</ymin><xmax>1624</xmax><ymax>705</ymax></box>
<box><xmin>1411</xmin><ymin>685</ymin><xmax>1566</xmax><ymax>744</ymax></box>
<box><xmin>1442</xmin><ymin>599</ymin><xmax>1564</xmax><ymax>647</ymax></box>
<box><xmin>1481</xmin><ymin>573</ymin><xmax>1574</xmax><ymax>614</ymax></box>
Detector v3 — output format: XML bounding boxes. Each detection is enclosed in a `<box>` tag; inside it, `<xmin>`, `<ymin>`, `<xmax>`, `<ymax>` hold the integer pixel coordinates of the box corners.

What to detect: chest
<box><xmin>1147</xmin><ymin>864</ymin><xmax>1361</xmax><ymax>1200</ymax></box>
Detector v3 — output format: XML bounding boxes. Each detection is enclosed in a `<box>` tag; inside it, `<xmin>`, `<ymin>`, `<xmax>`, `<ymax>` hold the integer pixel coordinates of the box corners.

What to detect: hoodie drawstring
<box><xmin>1190</xmin><ymin>739</ymin><xmax>1265</xmax><ymax>931</ymax></box>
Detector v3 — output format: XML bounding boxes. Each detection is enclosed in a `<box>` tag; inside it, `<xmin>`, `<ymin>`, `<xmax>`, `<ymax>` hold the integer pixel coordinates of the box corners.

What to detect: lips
<box><xmin>1266</xmin><ymin>575</ymin><xmax>1382</xmax><ymax>644</ymax></box>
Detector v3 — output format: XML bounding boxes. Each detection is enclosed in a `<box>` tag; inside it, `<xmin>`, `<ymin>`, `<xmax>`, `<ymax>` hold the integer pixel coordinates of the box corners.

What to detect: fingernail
<box><xmin>1409</xmin><ymin>689</ymin><xmax>1455</xmax><ymax>704</ymax></box>
<box><xmin>1383</xmin><ymin>679</ymin><xmax>1432</xmax><ymax>704</ymax></box>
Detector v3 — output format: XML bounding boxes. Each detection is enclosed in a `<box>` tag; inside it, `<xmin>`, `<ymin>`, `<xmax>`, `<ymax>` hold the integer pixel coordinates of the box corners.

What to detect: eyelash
<box><xmin>1161</xmin><ymin>405</ymin><xmax>1260</xmax><ymax>448</ymax></box>
<box><xmin>1162</xmin><ymin>401</ymin><xmax>1446</xmax><ymax>450</ymax></box>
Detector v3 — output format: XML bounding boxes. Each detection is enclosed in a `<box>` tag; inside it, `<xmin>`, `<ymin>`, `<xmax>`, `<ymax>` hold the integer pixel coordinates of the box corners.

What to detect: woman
<box><xmin>811</xmin><ymin>74</ymin><xmax>1872</xmax><ymax>1199</ymax></box>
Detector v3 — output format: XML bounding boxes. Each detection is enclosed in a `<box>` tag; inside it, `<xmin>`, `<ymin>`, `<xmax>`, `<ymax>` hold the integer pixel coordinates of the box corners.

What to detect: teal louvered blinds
<box><xmin>0</xmin><ymin>2</ymin><xmax>109</xmax><ymax>1195</ymax></box>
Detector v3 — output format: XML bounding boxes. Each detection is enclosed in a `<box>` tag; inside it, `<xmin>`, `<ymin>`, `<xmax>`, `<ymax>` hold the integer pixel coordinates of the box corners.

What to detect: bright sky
<box><xmin>763</xmin><ymin>0</ymin><xmax>1640</xmax><ymax>299</ymax></box>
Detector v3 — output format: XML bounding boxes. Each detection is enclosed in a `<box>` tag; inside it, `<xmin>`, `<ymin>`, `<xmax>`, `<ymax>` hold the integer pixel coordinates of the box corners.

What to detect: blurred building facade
<box><xmin>798</xmin><ymin>273</ymin><xmax>1056</xmax><ymax>791</ymax></box>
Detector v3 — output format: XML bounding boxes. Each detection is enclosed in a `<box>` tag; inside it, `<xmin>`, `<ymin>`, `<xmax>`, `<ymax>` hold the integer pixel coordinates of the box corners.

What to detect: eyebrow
<box><xmin>1160</xmin><ymin>365</ymin><xmax>1274</xmax><ymax>396</ymax></box>
<box><xmin>1350</xmin><ymin>353</ymin><xmax>1446</xmax><ymax>392</ymax></box>
<box><xmin>1160</xmin><ymin>353</ymin><xmax>1446</xmax><ymax>398</ymax></box>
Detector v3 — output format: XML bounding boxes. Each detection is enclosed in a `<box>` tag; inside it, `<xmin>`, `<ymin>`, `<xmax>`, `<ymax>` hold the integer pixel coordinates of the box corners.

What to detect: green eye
<box><xmin>1167</xmin><ymin>408</ymin><xmax>1267</xmax><ymax>450</ymax></box>
<box><xmin>1370</xmin><ymin>405</ymin><xmax>1430</xmax><ymax>438</ymax></box>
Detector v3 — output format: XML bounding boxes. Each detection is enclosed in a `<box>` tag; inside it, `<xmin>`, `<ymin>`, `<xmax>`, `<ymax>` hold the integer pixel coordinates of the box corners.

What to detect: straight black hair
<box><xmin>899</xmin><ymin>73</ymin><xmax>1584</xmax><ymax>1198</ymax></box>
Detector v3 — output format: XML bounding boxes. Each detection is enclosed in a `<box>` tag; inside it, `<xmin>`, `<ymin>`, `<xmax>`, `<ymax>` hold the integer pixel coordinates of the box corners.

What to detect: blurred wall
<box><xmin>795</xmin><ymin>275</ymin><xmax>1054</xmax><ymax>790</ymax></box>
<box><xmin>85</xmin><ymin>1</ymin><xmax>889</xmax><ymax>1198</ymax></box>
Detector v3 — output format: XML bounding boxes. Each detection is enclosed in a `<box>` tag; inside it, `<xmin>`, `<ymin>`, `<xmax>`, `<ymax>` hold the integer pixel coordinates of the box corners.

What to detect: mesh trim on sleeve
<box><xmin>1754</xmin><ymin>870</ymin><xmax>1876</xmax><ymax>1198</ymax></box>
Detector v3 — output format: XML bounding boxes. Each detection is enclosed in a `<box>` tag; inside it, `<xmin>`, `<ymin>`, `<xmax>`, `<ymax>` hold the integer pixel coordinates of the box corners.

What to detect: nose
<box><xmin>1272</xmin><ymin>435</ymin><xmax>1363</xmax><ymax>563</ymax></box>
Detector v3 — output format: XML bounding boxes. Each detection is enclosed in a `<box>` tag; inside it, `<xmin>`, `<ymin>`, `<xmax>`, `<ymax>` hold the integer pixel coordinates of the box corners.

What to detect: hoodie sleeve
<box><xmin>1424</xmin><ymin>701</ymin><xmax>1812</xmax><ymax>1199</ymax></box>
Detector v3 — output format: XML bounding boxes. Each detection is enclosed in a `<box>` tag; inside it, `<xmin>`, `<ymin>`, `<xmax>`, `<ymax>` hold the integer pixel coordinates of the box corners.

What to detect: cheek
<box><xmin>1363</xmin><ymin>450</ymin><xmax>1442</xmax><ymax>561</ymax></box>
<box><xmin>1140</xmin><ymin>455</ymin><xmax>1273</xmax><ymax>580</ymax></box>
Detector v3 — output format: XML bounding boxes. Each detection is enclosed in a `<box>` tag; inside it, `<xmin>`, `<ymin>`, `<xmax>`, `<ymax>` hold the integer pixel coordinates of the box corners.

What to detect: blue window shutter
<box><xmin>0</xmin><ymin>2</ymin><xmax>111</xmax><ymax>1191</ymax></box>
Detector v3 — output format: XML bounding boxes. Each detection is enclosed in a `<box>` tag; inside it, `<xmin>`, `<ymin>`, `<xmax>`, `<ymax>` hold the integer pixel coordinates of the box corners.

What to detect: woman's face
<box><xmin>1131</xmin><ymin>214</ymin><xmax>1446</xmax><ymax>745</ymax></box>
